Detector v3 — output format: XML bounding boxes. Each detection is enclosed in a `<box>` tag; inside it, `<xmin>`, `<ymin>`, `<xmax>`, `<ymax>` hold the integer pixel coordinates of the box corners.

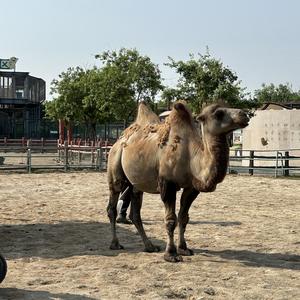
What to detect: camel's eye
<box><xmin>214</xmin><ymin>110</ymin><xmax>224</xmax><ymax>120</ymax></box>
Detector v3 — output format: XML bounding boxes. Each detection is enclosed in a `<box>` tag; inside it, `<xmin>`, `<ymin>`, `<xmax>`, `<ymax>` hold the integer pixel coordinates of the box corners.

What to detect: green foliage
<box><xmin>46</xmin><ymin>67</ymin><xmax>86</xmax><ymax>126</ymax></box>
<box><xmin>95</xmin><ymin>48</ymin><xmax>163</xmax><ymax>122</ymax></box>
<box><xmin>45</xmin><ymin>48</ymin><xmax>163</xmax><ymax>137</ymax></box>
<box><xmin>47</xmin><ymin>47</ymin><xmax>300</xmax><ymax>139</ymax></box>
<box><xmin>254</xmin><ymin>83</ymin><xmax>300</xmax><ymax>105</ymax></box>
<box><xmin>165</xmin><ymin>51</ymin><xmax>247</xmax><ymax>113</ymax></box>
<box><xmin>161</xmin><ymin>87</ymin><xmax>182</xmax><ymax>110</ymax></box>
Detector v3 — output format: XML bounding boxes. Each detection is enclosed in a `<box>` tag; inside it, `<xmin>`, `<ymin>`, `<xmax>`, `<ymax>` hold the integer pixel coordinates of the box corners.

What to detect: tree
<box><xmin>160</xmin><ymin>87</ymin><xmax>181</xmax><ymax>110</ymax></box>
<box><xmin>95</xmin><ymin>48</ymin><xmax>163</xmax><ymax>122</ymax></box>
<box><xmin>165</xmin><ymin>51</ymin><xmax>247</xmax><ymax>113</ymax></box>
<box><xmin>46</xmin><ymin>67</ymin><xmax>107</xmax><ymax>139</ymax></box>
<box><xmin>46</xmin><ymin>67</ymin><xmax>86</xmax><ymax>128</ymax></box>
<box><xmin>254</xmin><ymin>83</ymin><xmax>300</xmax><ymax>105</ymax></box>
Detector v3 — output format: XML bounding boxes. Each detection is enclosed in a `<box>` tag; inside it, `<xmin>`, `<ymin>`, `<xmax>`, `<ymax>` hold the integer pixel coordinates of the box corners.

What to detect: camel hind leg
<box><xmin>107</xmin><ymin>187</ymin><xmax>123</xmax><ymax>250</ymax></box>
<box><xmin>107</xmin><ymin>139</ymin><xmax>127</xmax><ymax>250</ymax></box>
<box><xmin>129</xmin><ymin>188</ymin><xmax>160</xmax><ymax>253</ymax></box>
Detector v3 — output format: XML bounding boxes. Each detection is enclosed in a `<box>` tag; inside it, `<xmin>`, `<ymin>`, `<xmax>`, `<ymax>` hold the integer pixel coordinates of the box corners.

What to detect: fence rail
<box><xmin>0</xmin><ymin>141</ymin><xmax>112</xmax><ymax>173</ymax></box>
<box><xmin>1</xmin><ymin>146</ymin><xmax>300</xmax><ymax>176</ymax></box>
<box><xmin>228</xmin><ymin>149</ymin><xmax>300</xmax><ymax>177</ymax></box>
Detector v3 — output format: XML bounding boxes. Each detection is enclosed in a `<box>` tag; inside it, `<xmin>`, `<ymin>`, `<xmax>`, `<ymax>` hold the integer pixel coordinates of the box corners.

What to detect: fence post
<box><xmin>284</xmin><ymin>151</ymin><xmax>290</xmax><ymax>176</ymax></box>
<box><xmin>22</xmin><ymin>137</ymin><xmax>25</xmax><ymax>150</ymax></box>
<box><xmin>4</xmin><ymin>137</ymin><xmax>7</xmax><ymax>153</ymax></box>
<box><xmin>275</xmin><ymin>151</ymin><xmax>279</xmax><ymax>178</ymax></box>
<box><xmin>96</xmin><ymin>148</ymin><xmax>101</xmax><ymax>171</ymax></box>
<box><xmin>78</xmin><ymin>144</ymin><xmax>82</xmax><ymax>164</ymax></box>
<box><xmin>64</xmin><ymin>141</ymin><xmax>69</xmax><ymax>172</ymax></box>
<box><xmin>27</xmin><ymin>139</ymin><xmax>32</xmax><ymax>173</ymax></box>
<box><xmin>104</xmin><ymin>140</ymin><xmax>109</xmax><ymax>169</ymax></box>
<box><xmin>249</xmin><ymin>150</ymin><xmax>254</xmax><ymax>175</ymax></box>
<box><xmin>91</xmin><ymin>141</ymin><xmax>95</xmax><ymax>165</ymax></box>
<box><xmin>41</xmin><ymin>137</ymin><xmax>44</xmax><ymax>153</ymax></box>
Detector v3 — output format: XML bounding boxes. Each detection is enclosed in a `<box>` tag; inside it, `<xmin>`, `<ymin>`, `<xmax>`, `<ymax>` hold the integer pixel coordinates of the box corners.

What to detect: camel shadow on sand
<box><xmin>0</xmin><ymin>288</ymin><xmax>96</xmax><ymax>300</ymax></box>
<box><xmin>195</xmin><ymin>248</ymin><xmax>300</xmax><ymax>270</ymax></box>
<box><xmin>0</xmin><ymin>221</ymin><xmax>165</xmax><ymax>260</ymax></box>
<box><xmin>189</xmin><ymin>220</ymin><xmax>242</xmax><ymax>226</ymax></box>
<box><xmin>1</xmin><ymin>221</ymin><xmax>299</xmax><ymax>271</ymax></box>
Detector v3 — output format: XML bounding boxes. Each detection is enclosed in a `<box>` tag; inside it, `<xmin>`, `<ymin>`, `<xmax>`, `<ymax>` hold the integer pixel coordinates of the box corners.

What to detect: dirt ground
<box><xmin>0</xmin><ymin>172</ymin><xmax>299</xmax><ymax>300</ymax></box>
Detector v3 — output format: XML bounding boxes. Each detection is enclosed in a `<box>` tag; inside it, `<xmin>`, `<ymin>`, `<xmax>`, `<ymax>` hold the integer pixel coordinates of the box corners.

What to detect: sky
<box><xmin>1</xmin><ymin>0</ymin><xmax>300</xmax><ymax>99</ymax></box>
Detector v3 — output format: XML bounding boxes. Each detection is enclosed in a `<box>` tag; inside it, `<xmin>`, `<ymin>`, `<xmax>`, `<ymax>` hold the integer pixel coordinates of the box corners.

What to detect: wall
<box><xmin>242</xmin><ymin>109</ymin><xmax>300</xmax><ymax>167</ymax></box>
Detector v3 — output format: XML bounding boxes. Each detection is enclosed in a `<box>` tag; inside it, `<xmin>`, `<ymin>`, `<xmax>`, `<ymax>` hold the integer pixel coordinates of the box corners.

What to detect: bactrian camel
<box><xmin>107</xmin><ymin>101</ymin><xmax>249</xmax><ymax>262</ymax></box>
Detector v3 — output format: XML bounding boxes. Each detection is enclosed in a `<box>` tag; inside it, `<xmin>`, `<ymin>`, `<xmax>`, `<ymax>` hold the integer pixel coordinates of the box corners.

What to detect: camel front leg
<box><xmin>160</xmin><ymin>179</ymin><xmax>182</xmax><ymax>262</ymax></box>
<box><xmin>107</xmin><ymin>189</ymin><xmax>123</xmax><ymax>250</ymax></box>
<box><xmin>129</xmin><ymin>188</ymin><xmax>160</xmax><ymax>252</ymax></box>
<box><xmin>177</xmin><ymin>187</ymin><xmax>199</xmax><ymax>256</ymax></box>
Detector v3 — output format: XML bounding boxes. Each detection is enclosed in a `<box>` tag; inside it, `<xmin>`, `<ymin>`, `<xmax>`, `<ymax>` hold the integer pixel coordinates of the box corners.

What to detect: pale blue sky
<box><xmin>1</xmin><ymin>0</ymin><xmax>300</xmax><ymax>99</ymax></box>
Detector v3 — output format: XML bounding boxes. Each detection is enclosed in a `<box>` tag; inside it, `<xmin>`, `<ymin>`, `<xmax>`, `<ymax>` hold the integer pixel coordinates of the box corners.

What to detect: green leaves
<box><xmin>46</xmin><ymin>47</ymin><xmax>300</xmax><ymax>138</ymax></box>
<box><xmin>165</xmin><ymin>52</ymin><xmax>246</xmax><ymax>113</ymax></box>
<box><xmin>254</xmin><ymin>83</ymin><xmax>300</xmax><ymax>105</ymax></box>
<box><xmin>45</xmin><ymin>48</ymin><xmax>163</xmax><ymax>137</ymax></box>
<box><xmin>95</xmin><ymin>48</ymin><xmax>163</xmax><ymax>119</ymax></box>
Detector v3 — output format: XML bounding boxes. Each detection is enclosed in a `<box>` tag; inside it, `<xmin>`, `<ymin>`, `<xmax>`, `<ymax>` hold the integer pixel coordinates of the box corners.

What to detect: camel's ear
<box><xmin>196</xmin><ymin>114</ymin><xmax>205</xmax><ymax>122</ymax></box>
<box><xmin>173</xmin><ymin>102</ymin><xmax>186</xmax><ymax>111</ymax></box>
<box><xmin>173</xmin><ymin>102</ymin><xmax>192</xmax><ymax>120</ymax></box>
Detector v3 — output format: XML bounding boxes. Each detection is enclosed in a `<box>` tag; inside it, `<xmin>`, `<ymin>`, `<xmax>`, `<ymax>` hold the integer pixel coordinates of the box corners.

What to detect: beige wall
<box><xmin>243</xmin><ymin>110</ymin><xmax>300</xmax><ymax>151</ymax></box>
<box><xmin>242</xmin><ymin>110</ymin><xmax>300</xmax><ymax>167</ymax></box>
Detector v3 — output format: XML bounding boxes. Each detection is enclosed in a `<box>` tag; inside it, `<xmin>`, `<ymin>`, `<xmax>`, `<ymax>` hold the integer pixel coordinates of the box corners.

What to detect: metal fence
<box><xmin>0</xmin><ymin>141</ymin><xmax>112</xmax><ymax>173</ymax></box>
<box><xmin>228</xmin><ymin>149</ymin><xmax>300</xmax><ymax>177</ymax></box>
<box><xmin>1</xmin><ymin>145</ymin><xmax>300</xmax><ymax>176</ymax></box>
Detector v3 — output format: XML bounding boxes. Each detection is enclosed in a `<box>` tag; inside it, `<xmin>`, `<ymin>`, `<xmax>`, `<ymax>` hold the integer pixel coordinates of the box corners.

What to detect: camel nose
<box><xmin>237</xmin><ymin>110</ymin><xmax>250</xmax><ymax>126</ymax></box>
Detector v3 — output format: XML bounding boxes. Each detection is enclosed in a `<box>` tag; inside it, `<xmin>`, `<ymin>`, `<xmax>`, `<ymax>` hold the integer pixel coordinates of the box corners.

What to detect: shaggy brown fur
<box><xmin>106</xmin><ymin>101</ymin><xmax>249</xmax><ymax>262</ymax></box>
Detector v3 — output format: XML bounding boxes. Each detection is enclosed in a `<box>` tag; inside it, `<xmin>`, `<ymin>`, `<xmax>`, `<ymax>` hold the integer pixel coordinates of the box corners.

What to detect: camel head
<box><xmin>196</xmin><ymin>104</ymin><xmax>249</xmax><ymax>136</ymax></box>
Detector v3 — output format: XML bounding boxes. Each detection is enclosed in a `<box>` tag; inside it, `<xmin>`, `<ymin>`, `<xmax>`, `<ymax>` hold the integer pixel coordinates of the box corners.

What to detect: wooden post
<box><xmin>67</xmin><ymin>127</ymin><xmax>73</xmax><ymax>145</ymax></box>
<box><xmin>284</xmin><ymin>151</ymin><xmax>290</xmax><ymax>176</ymax></box>
<box><xmin>275</xmin><ymin>151</ymin><xmax>279</xmax><ymax>178</ymax></box>
<box><xmin>91</xmin><ymin>141</ymin><xmax>95</xmax><ymax>165</ymax></box>
<box><xmin>64</xmin><ymin>141</ymin><xmax>69</xmax><ymax>172</ymax></box>
<box><xmin>96</xmin><ymin>148</ymin><xmax>100</xmax><ymax>170</ymax></box>
<box><xmin>99</xmin><ymin>146</ymin><xmax>103</xmax><ymax>170</ymax></box>
<box><xmin>78</xmin><ymin>144</ymin><xmax>82</xmax><ymax>164</ymax></box>
<box><xmin>59</xmin><ymin>119</ymin><xmax>65</xmax><ymax>143</ymax></box>
<box><xmin>104</xmin><ymin>140</ymin><xmax>108</xmax><ymax>168</ymax></box>
<box><xmin>27</xmin><ymin>140</ymin><xmax>32</xmax><ymax>173</ymax></box>
<box><xmin>249</xmin><ymin>150</ymin><xmax>254</xmax><ymax>175</ymax></box>
<box><xmin>4</xmin><ymin>137</ymin><xmax>7</xmax><ymax>153</ymax></box>
<box><xmin>41</xmin><ymin>137</ymin><xmax>44</xmax><ymax>153</ymax></box>
<box><xmin>57</xmin><ymin>139</ymin><xmax>61</xmax><ymax>162</ymax></box>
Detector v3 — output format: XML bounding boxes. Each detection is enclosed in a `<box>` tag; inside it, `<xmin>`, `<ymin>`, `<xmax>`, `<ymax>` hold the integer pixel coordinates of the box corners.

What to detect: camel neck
<box><xmin>191</xmin><ymin>132</ymin><xmax>229</xmax><ymax>192</ymax></box>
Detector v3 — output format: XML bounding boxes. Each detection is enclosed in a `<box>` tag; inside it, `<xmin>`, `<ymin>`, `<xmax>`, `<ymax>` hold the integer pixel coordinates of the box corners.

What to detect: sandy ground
<box><xmin>0</xmin><ymin>172</ymin><xmax>299</xmax><ymax>300</ymax></box>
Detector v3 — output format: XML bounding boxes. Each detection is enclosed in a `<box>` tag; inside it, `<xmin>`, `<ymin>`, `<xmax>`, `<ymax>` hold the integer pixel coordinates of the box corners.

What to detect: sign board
<box><xmin>0</xmin><ymin>57</ymin><xmax>18</xmax><ymax>70</ymax></box>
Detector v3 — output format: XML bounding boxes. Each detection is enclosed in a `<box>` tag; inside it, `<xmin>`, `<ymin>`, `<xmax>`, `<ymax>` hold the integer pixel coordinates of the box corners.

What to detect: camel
<box><xmin>107</xmin><ymin>101</ymin><xmax>249</xmax><ymax>262</ymax></box>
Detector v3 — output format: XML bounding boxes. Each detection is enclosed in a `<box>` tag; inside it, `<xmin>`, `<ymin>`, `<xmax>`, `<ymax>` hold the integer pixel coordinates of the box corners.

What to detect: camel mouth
<box><xmin>236</xmin><ymin>114</ymin><xmax>250</xmax><ymax>129</ymax></box>
<box><xmin>238</xmin><ymin>120</ymin><xmax>249</xmax><ymax>128</ymax></box>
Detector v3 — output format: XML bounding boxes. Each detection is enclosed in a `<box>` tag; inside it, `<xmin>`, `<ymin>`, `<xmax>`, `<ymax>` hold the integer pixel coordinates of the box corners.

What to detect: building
<box><xmin>0</xmin><ymin>71</ymin><xmax>46</xmax><ymax>138</ymax></box>
<box><xmin>242</xmin><ymin>102</ymin><xmax>300</xmax><ymax>168</ymax></box>
<box><xmin>243</xmin><ymin>102</ymin><xmax>300</xmax><ymax>151</ymax></box>
<box><xmin>260</xmin><ymin>102</ymin><xmax>300</xmax><ymax>110</ymax></box>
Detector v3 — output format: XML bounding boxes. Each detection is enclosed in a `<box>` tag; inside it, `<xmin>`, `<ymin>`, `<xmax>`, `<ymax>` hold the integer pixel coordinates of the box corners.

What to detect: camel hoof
<box><xmin>109</xmin><ymin>242</ymin><xmax>124</xmax><ymax>250</ymax></box>
<box><xmin>144</xmin><ymin>244</ymin><xmax>161</xmax><ymax>253</ymax></box>
<box><xmin>177</xmin><ymin>248</ymin><xmax>194</xmax><ymax>256</ymax></box>
<box><xmin>164</xmin><ymin>253</ymin><xmax>183</xmax><ymax>263</ymax></box>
